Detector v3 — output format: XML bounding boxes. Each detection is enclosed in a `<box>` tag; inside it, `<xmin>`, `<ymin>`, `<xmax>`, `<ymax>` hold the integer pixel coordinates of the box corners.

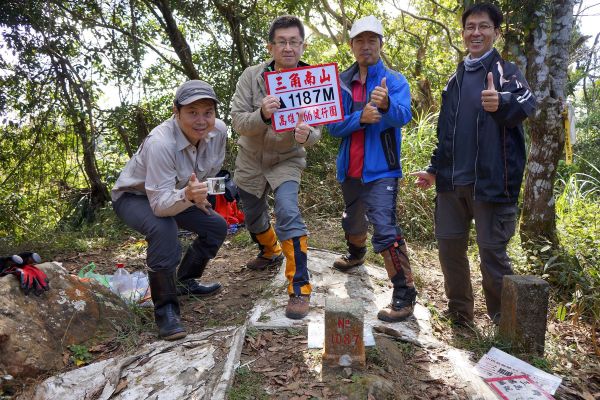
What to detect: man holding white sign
<box><xmin>231</xmin><ymin>15</ymin><xmax>322</xmax><ymax>320</ymax></box>
<box><xmin>327</xmin><ymin>16</ymin><xmax>414</xmax><ymax>322</ymax></box>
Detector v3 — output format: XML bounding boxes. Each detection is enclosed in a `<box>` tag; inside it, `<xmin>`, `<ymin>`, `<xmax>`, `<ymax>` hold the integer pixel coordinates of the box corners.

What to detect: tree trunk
<box><xmin>211</xmin><ymin>1</ymin><xmax>251</xmax><ymax>70</ymax></box>
<box><xmin>151</xmin><ymin>0</ymin><xmax>199</xmax><ymax>80</ymax></box>
<box><xmin>52</xmin><ymin>55</ymin><xmax>110</xmax><ymax>213</ymax></box>
<box><xmin>520</xmin><ymin>0</ymin><xmax>575</xmax><ymax>245</ymax></box>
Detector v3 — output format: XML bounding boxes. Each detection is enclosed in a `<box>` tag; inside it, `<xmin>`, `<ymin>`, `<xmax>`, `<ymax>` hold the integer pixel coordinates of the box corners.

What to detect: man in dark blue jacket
<box><xmin>328</xmin><ymin>16</ymin><xmax>414</xmax><ymax>322</ymax></box>
<box><xmin>413</xmin><ymin>3</ymin><xmax>537</xmax><ymax>326</ymax></box>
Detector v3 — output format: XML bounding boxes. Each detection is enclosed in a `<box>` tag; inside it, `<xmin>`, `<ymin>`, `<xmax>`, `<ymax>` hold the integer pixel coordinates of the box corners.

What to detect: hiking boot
<box><xmin>247</xmin><ymin>226</ymin><xmax>283</xmax><ymax>270</ymax></box>
<box><xmin>246</xmin><ymin>253</ymin><xmax>284</xmax><ymax>271</ymax></box>
<box><xmin>441</xmin><ymin>309</ymin><xmax>474</xmax><ymax>328</ymax></box>
<box><xmin>285</xmin><ymin>295</ymin><xmax>310</xmax><ymax>320</ymax></box>
<box><xmin>332</xmin><ymin>233</ymin><xmax>367</xmax><ymax>272</ymax></box>
<box><xmin>148</xmin><ymin>270</ymin><xmax>187</xmax><ymax>341</ymax></box>
<box><xmin>176</xmin><ymin>279</ymin><xmax>222</xmax><ymax>297</ymax></box>
<box><xmin>176</xmin><ymin>246</ymin><xmax>221</xmax><ymax>296</ymax></box>
<box><xmin>333</xmin><ymin>253</ymin><xmax>366</xmax><ymax>271</ymax></box>
<box><xmin>377</xmin><ymin>304</ymin><xmax>414</xmax><ymax>322</ymax></box>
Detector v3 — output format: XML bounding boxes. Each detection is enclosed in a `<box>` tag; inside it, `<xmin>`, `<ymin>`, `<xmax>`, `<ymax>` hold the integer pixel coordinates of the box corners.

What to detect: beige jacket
<box><xmin>231</xmin><ymin>60</ymin><xmax>322</xmax><ymax>197</ymax></box>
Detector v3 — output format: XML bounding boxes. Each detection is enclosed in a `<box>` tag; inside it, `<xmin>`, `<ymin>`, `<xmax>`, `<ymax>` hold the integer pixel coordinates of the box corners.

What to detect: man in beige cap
<box><xmin>112</xmin><ymin>80</ymin><xmax>228</xmax><ymax>340</ymax></box>
<box><xmin>327</xmin><ymin>15</ymin><xmax>414</xmax><ymax>322</ymax></box>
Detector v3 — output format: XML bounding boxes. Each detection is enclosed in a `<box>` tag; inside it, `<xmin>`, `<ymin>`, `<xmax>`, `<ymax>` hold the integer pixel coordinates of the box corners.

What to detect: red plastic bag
<box><xmin>214</xmin><ymin>195</ymin><xmax>245</xmax><ymax>225</ymax></box>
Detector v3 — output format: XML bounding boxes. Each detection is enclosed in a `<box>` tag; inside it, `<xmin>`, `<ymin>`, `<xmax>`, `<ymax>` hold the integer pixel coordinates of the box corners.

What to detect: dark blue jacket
<box><xmin>428</xmin><ymin>49</ymin><xmax>537</xmax><ymax>203</ymax></box>
<box><xmin>328</xmin><ymin>59</ymin><xmax>412</xmax><ymax>183</ymax></box>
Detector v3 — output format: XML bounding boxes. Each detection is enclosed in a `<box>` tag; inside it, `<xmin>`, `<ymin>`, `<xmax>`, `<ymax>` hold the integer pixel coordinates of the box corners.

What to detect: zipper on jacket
<box><xmin>361</xmin><ymin>70</ymin><xmax>368</xmax><ymax>183</ymax></box>
<box><xmin>473</xmin><ymin>61</ymin><xmax>489</xmax><ymax>200</ymax></box>
<box><xmin>451</xmin><ymin>72</ymin><xmax>461</xmax><ymax>188</ymax></box>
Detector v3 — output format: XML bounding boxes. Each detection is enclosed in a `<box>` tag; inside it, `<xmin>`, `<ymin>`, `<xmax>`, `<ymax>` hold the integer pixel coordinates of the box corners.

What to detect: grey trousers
<box><xmin>113</xmin><ymin>193</ymin><xmax>227</xmax><ymax>272</ymax></box>
<box><xmin>238</xmin><ymin>180</ymin><xmax>307</xmax><ymax>241</ymax></box>
<box><xmin>435</xmin><ymin>185</ymin><xmax>517</xmax><ymax>322</ymax></box>
<box><xmin>340</xmin><ymin>177</ymin><xmax>404</xmax><ymax>253</ymax></box>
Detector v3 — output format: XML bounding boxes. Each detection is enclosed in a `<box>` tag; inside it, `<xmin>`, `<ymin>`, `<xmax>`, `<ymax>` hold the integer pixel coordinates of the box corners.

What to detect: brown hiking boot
<box><xmin>377</xmin><ymin>304</ymin><xmax>414</xmax><ymax>322</ymax></box>
<box><xmin>441</xmin><ymin>310</ymin><xmax>474</xmax><ymax>328</ymax></box>
<box><xmin>333</xmin><ymin>253</ymin><xmax>366</xmax><ymax>271</ymax></box>
<box><xmin>246</xmin><ymin>253</ymin><xmax>284</xmax><ymax>271</ymax></box>
<box><xmin>333</xmin><ymin>233</ymin><xmax>367</xmax><ymax>271</ymax></box>
<box><xmin>285</xmin><ymin>295</ymin><xmax>310</xmax><ymax>319</ymax></box>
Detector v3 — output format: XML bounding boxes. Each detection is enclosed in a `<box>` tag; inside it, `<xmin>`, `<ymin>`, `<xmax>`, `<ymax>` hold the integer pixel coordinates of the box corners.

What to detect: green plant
<box><xmin>68</xmin><ymin>344</ymin><xmax>93</xmax><ymax>366</ymax></box>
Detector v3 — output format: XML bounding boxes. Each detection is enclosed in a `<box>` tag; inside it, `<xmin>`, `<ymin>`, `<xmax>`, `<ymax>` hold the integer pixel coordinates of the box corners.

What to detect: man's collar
<box><xmin>172</xmin><ymin>118</ymin><xmax>191</xmax><ymax>151</ymax></box>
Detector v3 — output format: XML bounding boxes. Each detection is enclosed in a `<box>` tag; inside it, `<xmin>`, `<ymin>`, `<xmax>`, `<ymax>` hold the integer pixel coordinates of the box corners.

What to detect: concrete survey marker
<box><xmin>250</xmin><ymin>249</ymin><xmax>438</xmax><ymax>349</ymax></box>
<box><xmin>500</xmin><ymin>275</ymin><xmax>550</xmax><ymax>356</ymax></box>
<box><xmin>322</xmin><ymin>297</ymin><xmax>365</xmax><ymax>368</ymax></box>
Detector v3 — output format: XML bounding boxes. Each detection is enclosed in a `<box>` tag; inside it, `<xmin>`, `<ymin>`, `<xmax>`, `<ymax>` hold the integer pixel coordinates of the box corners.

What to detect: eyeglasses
<box><xmin>272</xmin><ymin>40</ymin><xmax>304</xmax><ymax>48</ymax></box>
<box><xmin>464</xmin><ymin>23</ymin><xmax>494</xmax><ymax>33</ymax></box>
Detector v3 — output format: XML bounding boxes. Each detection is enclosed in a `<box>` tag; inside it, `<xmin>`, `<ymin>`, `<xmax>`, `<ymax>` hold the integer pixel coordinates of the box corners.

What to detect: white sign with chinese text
<box><xmin>474</xmin><ymin>347</ymin><xmax>562</xmax><ymax>395</ymax></box>
<box><xmin>485</xmin><ymin>375</ymin><xmax>555</xmax><ymax>400</ymax></box>
<box><xmin>265</xmin><ymin>63</ymin><xmax>344</xmax><ymax>132</ymax></box>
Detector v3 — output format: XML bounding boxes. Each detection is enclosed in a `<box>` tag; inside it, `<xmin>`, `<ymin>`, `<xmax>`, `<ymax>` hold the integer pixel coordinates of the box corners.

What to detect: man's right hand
<box><xmin>186</xmin><ymin>173</ymin><xmax>211</xmax><ymax>214</ymax></box>
<box><xmin>410</xmin><ymin>171</ymin><xmax>435</xmax><ymax>190</ymax></box>
<box><xmin>261</xmin><ymin>95</ymin><xmax>281</xmax><ymax>120</ymax></box>
<box><xmin>360</xmin><ymin>103</ymin><xmax>382</xmax><ymax>124</ymax></box>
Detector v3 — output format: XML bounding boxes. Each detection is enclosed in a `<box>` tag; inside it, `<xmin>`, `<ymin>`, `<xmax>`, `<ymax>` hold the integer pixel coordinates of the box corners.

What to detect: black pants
<box><xmin>113</xmin><ymin>193</ymin><xmax>227</xmax><ymax>272</ymax></box>
<box><xmin>435</xmin><ymin>185</ymin><xmax>517</xmax><ymax>321</ymax></box>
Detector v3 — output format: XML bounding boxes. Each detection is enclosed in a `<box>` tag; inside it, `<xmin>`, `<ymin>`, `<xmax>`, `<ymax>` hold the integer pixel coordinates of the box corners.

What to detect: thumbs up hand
<box><xmin>360</xmin><ymin>103</ymin><xmax>382</xmax><ymax>124</ymax></box>
<box><xmin>185</xmin><ymin>173</ymin><xmax>211</xmax><ymax>214</ymax></box>
<box><xmin>294</xmin><ymin>113</ymin><xmax>311</xmax><ymax>144</ymax></box>
<box><xmin>481</xmin><ymin>72</ymin><xmax>499</xmax><ymax>112</ymax></box>
<box><xmin>370</xmin><ymin>77</ymin><xmax>389</xmax><ymax>111</ymax></box>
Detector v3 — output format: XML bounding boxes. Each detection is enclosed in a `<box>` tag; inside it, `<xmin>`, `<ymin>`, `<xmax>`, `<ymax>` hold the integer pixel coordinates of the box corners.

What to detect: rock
<box><xmin>362</xmin><ymin>374</ymin><xmax>397</xmax><ymax>400</ymax></box>
<box><xmin>33</xmin><ymin>327</ymin><xmax>246</xmax><ymax>400</ymax></box>
<box><xmin>0</xmin><ymin>262</ymin><xmax>134</xmax><ymax>379</ymax></box>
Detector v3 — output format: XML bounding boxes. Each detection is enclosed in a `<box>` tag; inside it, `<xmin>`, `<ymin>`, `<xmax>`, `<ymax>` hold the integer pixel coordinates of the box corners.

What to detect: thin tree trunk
<box><xmin>151</xmin><ymin>0</ymin><xmax>199</xmax><ymax>80</ymax></box>
<box><xmin>52</xmin><ymin>54</ymin><xmax>110</xmax><ymax>212</ymax></box>
<box><xmin>520</xmin><ymin>0</ymin><xmax>575</xmax><ymax>245</ymax></box>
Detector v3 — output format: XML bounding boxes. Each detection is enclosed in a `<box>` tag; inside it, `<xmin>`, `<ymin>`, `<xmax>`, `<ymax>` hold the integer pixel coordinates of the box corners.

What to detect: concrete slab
<box><xmin>250</xmin><ymin>249</ymin><xmax>440</xmax><ymax>349</ymax></box>
<box><xmin>33</xmin><ymin>326</ymin><xmax>246</xmax><ymax>400</ymax></box>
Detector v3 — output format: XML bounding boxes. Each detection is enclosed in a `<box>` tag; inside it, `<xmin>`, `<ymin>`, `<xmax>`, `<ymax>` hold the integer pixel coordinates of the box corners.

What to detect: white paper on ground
<box><xmin>307</xmin><ymin>321</ymin><xmax>375</xmax><ymax>349</ymax></box>
<box><xmin>474</xmin><ymin>347</ymin><xmax>562</xmax><ymax>395</ymax></box>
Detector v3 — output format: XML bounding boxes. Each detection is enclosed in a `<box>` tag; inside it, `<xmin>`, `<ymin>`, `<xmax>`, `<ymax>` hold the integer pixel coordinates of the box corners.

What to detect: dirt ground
<box><xmin>4</xmin><ymin>218</ymin><xmax>600</xmax><ymax>399</ymax></box>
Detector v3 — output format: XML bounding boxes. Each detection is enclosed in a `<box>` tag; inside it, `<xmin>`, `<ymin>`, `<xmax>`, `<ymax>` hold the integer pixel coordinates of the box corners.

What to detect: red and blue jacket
<box><xmin>328</xmin><ymin>59</ymin><xmax>412</xmax><ymax>183</ymax></box>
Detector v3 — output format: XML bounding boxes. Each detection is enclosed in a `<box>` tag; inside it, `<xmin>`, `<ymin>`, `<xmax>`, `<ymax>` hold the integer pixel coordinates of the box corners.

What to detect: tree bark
<box><xmin>520</xmin><ymin>0</ymin><xmax>575</xmax><ymax>245</ymax></box>
<box><xmin>211</xmin><ymin>1</ymin><xmax>253</xmax><ymax>70</ymax></box>
<box><xmin>51</xmin><ymin>53</ymin><xmax>110</xmax><ymax>212</ymax></box>
<box><xmin>150</xmin><ymin>0</ymin><xmax>199</xmax><ymax>80</ymax></box>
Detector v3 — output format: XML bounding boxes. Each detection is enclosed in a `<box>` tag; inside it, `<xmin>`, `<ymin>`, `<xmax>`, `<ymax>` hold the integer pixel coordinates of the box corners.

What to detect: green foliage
<box><xmin>397</xmin><ymin>111</ymin><xmax>438</xmax><ymax>241</ymax></box>
<box><xmin>512</xmin><ymin>156</ymin><xmax>600</xmax><ymax>325</ymax></box>
<box><xmin>67</xmin><ymin>344</ymin><xmax>93</xmax><ymax>366</ymax></box>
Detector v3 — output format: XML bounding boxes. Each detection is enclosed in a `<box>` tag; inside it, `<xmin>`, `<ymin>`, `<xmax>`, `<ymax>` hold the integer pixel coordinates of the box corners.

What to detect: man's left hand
<box><xmin>481</xmin><ymin>72</ymin><xmax>499</xmax><ymax>112</ymax></box>
<box><xmin>371</xmin><ymin>77</ymin><xmax>389</xmax><ymax>111</ymax></box>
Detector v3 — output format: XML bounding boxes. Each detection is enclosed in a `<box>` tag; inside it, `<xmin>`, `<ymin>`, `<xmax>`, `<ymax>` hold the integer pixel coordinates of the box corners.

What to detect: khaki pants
<box><xmin>435</xmin><ymin>185</ymin><xmax>517</xmax><ymax>322</ymax></box>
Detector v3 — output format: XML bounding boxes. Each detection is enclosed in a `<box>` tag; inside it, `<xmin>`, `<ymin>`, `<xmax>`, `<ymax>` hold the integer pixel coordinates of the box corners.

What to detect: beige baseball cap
<box><xmin>349</xmin><ymin>15</ymin><xmax>384</xmax><ymax>39</ymax></box>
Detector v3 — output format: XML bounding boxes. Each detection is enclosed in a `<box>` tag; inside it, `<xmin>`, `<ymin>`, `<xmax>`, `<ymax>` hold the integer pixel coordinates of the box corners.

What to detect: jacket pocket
<box><xmin>380</xmin><ymin>127</ymin><xmax>400</xmax><ymax>170</ymax></box>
